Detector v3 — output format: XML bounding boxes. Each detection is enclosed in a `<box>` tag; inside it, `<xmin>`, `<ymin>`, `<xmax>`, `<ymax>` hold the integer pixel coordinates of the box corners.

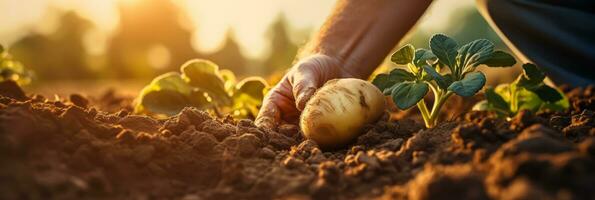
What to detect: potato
<box><xmin>300</xmin><ymin>78</ymin><xmax>386</xmax><ymax>149</ymax></box>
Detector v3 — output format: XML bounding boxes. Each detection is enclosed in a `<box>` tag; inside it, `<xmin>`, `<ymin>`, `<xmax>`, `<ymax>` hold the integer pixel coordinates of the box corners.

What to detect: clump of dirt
<box><xmin>0</xmin><ymin>80</ymin><xmax>593</xmax><ymax>199</ymax></box>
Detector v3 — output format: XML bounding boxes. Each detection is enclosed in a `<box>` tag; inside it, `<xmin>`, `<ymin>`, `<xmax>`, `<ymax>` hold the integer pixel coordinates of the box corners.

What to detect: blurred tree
<box><xmin>11</xmin><ymin>11</ymin><xmax>94</xmax><ymax>81</ymax></box>
<box><xmin>106</xmin><ymin>0</ymin><xmax>200</xmax><ymax>79</ymax></box>
<box><xmin>262</xmin><ymin>15</ymin><xmax>298</xmax><ymax>75</ymax></box>
<box><xmin>204</xmin><ymin>30</ymin><xmax>248</xmax><ymax>75</ymax></box>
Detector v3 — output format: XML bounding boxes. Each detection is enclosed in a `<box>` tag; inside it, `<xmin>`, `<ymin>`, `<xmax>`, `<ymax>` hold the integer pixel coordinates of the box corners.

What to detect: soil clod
<box><xmin>0</xmin><ymin>83</ymin><xmax>593</xmax><ymax>199</ymax></box>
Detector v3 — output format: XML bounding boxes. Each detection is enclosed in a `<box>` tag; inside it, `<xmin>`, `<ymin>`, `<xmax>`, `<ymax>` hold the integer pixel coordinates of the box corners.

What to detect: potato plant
<box><xmin>0</xmin><ymin>44</ymin><xmax>32</xmax><ymax>85</ymax></box>
<box><xmin>373</xmin><ymin>34</ymin><xmax>516</xmax><ymax>128</ymax></box>
<box><xmin>134</xmin><ymin>59</ymin><xmax>268</xmax><ymax>118</ymax></box>
<box><xmin>473</xmin><ymin>63</ymin><xmax>568</xmax><ymax>117</ymax></box>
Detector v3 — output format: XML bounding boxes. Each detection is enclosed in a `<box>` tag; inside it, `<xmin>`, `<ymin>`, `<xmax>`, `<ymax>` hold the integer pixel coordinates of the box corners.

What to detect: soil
<box><xmin>1</xmin><ymin>80</ymin><xmax>594</xmax><ymax>200</ymax></box>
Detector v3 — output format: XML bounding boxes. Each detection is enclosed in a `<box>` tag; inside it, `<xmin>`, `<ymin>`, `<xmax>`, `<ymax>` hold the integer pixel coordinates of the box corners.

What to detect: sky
<box><xmin>0</xmin><ymin>0</ymin><xmax>474</xmax><ymax>59</ymax></box>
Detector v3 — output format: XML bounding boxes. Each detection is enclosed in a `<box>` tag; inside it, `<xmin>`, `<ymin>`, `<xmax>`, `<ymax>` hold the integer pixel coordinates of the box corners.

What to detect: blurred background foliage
<box><xmin>0</xmin><ymin>0</ymin><xmax>516</xmax><ymax>96</ymax></box>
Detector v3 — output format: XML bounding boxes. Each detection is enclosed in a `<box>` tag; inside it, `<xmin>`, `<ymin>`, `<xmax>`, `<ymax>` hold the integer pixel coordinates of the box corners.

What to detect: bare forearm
<box><xmin>300</xmin><ymin>0</ymin><xmax>433</xmax><ymax>79</ymax></box>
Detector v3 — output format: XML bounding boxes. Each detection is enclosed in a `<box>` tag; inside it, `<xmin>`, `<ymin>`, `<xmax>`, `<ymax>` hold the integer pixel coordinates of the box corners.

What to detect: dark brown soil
<box><xmin>1</xmin><ymin>81</ymin><xmax>593</xmax><ymax>200</ymax></box>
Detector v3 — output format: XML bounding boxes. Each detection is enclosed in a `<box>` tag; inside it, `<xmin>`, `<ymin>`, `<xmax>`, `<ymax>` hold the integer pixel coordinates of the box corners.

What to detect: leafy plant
<box><xmin>0</xmin><ymin>44</ymin><xmax>33</xmax><ymax>85</ymax></box>
<box><xmin>373</xmin><ymin>34</ymin><xmax>516</xmax><ymax>128</ymax></box>
<box><xmin>473</xmin><ymin>63</ymin><xmax>568</xmax><ymax>117</ymax></box>
<box><xmin>135</xmin><ymin>59</ymin><xmax>268</xmax><ymax>118</ymax></box>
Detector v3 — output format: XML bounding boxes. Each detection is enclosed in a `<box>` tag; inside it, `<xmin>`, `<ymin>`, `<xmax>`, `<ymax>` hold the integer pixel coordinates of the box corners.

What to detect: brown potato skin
<box><xmin>300</xmin><ymin>78</ymin><xmax>385</xmax><ymax>150</ymax></box>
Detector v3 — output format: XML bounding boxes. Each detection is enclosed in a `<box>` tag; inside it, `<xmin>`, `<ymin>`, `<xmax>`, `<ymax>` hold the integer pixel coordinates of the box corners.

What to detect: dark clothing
<box><xmin>477</xmin><ymin>0</ymin><xmax>595</xmax><ymax>86</ymax></box>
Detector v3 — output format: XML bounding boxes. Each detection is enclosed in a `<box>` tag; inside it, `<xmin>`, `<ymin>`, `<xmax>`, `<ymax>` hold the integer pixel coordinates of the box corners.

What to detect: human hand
<box><xmin>255</xmin><ymin>54</ymin><xmax>356</xmax><ymax>129</ymax></box>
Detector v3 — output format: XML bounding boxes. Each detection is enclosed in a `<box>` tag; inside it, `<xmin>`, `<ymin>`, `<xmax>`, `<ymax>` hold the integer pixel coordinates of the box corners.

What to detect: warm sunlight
<box><xmin>182</xmin><ymin>0</ymin><xmax>336</xmax><ymax>58</ymax></box>
<box><xmin>0</xmin><ymin>0</ymin><xmax>471</xmax><ymax>60</ymax></box>
<box><xmin>2</xmin><ymin>0</ymin><xmax>589</xmax><ymax>198</ymax></box>
<box><xmin>118</xmin><ymin>0</ymin><xmax>143</xmax><ymax>5</ymax></box>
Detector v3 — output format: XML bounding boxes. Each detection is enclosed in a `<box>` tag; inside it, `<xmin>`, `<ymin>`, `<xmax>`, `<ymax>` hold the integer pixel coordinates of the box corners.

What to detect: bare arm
<box><xmin>300</xmin><ymin>0</ymin><xmax>434</xmax><ymax>79</ymax></box>
<box><xmin>256</xmin><ymin>0</ymin><xmax>433</xmax><ymax>128</ymax></box>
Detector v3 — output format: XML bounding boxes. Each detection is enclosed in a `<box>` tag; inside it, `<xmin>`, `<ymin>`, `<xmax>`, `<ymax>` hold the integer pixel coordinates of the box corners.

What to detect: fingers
<box><xmin>291</xmin><ymin>57</ymin><xmax>329</xmax><ymax>111</ymax></box>
<box><xmin>292</xmin><ymin>68</ymin><xmax>319</xmax><ymax>111</ymax></box>
<box><xmin>296</xmin><ymin>87</ymin><xmax>317</xmax><ymax>111</ymax></box>
<box><xmin>256</xmin><ymin>54</ymin><xmax>343</xmax><ymax>128</ymax></box>
<box><xmin>256</xmin><ymin>78</ymin><xmax>296</xmax><ymax>129</ymax></box>
<box><xmin>291</xmin><ymin>55</ymin><xmax>342</xmax><ymax>111</ymax></box>
<box><xmin>255</xmin><ymin>95</ymin><xmax>280</xmax><ymax>129</ymax></box>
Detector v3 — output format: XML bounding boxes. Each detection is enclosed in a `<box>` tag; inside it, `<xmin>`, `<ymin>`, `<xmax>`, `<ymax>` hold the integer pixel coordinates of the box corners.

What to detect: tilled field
<box><xmin>0</xmin><ymin>80</ymin><xmax>593</xmax><ymax>199</ymax></box>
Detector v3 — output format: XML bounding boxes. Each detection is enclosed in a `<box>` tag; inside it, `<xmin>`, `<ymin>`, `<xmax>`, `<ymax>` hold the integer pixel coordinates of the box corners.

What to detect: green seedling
<box><xmin>373</xmin><ymin>34</ymin><xmax>516</xmax><ymax>128</ymax></box>
<box><xmin>135</xmin><ymin>59</ymin><xmax>268</xmax><ymax>118</ymax></box>
<box><xmin>0</xmin><ymin>44</ymin><xmax>33</xmax><ymax>85</ymax></box>
<box><xmin>473</xmin><ymin>63</ymin><xmax>568</xmax><ymax>117</ymax></box>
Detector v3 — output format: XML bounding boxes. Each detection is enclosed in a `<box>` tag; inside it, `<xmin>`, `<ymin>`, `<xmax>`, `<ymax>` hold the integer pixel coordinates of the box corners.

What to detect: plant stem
<box><xmin>417</xmin><ymin>100</ymin><xmax>432</xmax><ymax>128</ymax></box>
<box><xmin>417</xmin><ymin>81</ymin><xmax>453</xmax><ymax>128</ymax></box>
<box><xmin>427</xmin><ymin>92</ymin><xmax>453</xmax><ymax>127</ymax></box>
<box><xmin>510</xmin><ymin>84</ymin><xmax>518</xmax><ymax>113</ymax></box>
<box><xmin>407</xmin><ymin>63</ymin><xmax>418</xmax><ymax>74</ymax></box>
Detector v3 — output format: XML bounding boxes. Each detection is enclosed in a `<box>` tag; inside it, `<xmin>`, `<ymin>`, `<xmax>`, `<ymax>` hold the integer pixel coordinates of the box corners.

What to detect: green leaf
<box><xmin>414</xmin><ymin>48</ymin><xmax>436</xmax><ymax>67</ymax></box>
<box><xmin>516</xmin><ymin>86</ymin><xmax>568</xmax><ymax>113</ymax></box>
<box><xmin>234</xmin><ymin>77</ymin><xmax>268</xmax><ymax>100</ymax></box>
<box><xmin>391</xmin><ymin>82</ymin><xmax>429</xmax><ymax>109</ymax></box>
<box><xmin>472</xmin><ymin>100</ymin><xmax>489</xmax><ymax>111</ymax></box>
<box><xmin>140</xmin><ymin>90</ymin><xmax>190</xmax><ymax>116</ymax></box>
<box><xmin>220</xmin><ymin>69</ymin><xmax>237</xmax><ymax>93</ymax></box>
<box><xmin>482</xmin><ymin>50</ymin><xmax>516</xmax><ymax>67</ymax></box>
<box><xmin>372</xmin><ymin>69</ymin><xmax>416</xmax><ymax>95</ymax></box>
<box><xmin>134</xmin><ymin>72</ymin><xmax>211</xmax><ymax>116</ymax></box>
<box><xmin>391</xmin><ymin>44</ymin><xmax>415</xmax><ymax>65</ymax></box>
<box><xmin>231</xmin><ymin>77</ymin><xmax>269</xmax><ymax>118</ymax></box>
<box><xmin>457</xmin><ymin>39</ymin><xmax>494</xmax><ymax>72</ymax></box>
<box><xmin>372</xmin><ymin>73</ymin><xmax>393</xmax><ymax>93</ymax></box>
<box><xmin>531</xmin><ymin>85</ymin><xmax>563</xmax><ymax>102</ymax></box>
<box><xmin>494</xmin><ymin>84</ymin><xmax>512</xmax><ymax>101</ymax></box>
<box><xmin>0</xmin><ymin>48</ymin><xmax>32</xmax><ymax>86</ymax></box>
<box><xmin>422</xmin><ymin>65</ymin><xmax>450</xmax><ymax>89</ymax></box>
<box><xmin>473</xmin><ymin>99</ymin><xmax>509</xmax><ymax>117</ymax></box>
<box><xmin>485</xmin><ymin>87</ymin><xmax>510</xmax><ymax>112</ymax></box>
<box><xmin>522</xmin><ymin>63</ymin><xmax>545</xmax><ymax>81</ymax></box>
<box><xmin>517</xmin><ymin>88</ymin><xmax>545</xmax><ymax>113</ymax></box>
<box><xmin>383</xmin><ymin>84</ymin><xmax>397</xmax><ymax>95</ymax></box>
<box><xmin>389</xmin><ymin>68</ymin><xmax>416</xmax><ymax>82</ymax></box>
<box><xmin>517</xmin><ymin>63</ymin><xmax>545</xmax><ymax>87</ymax></box>
<box><xmin>181</xmin><ymin>59</ymin><xmax>232</xmax><ymax>105</ymax></box>
<box><xmin>540</xmin><ymin>88</ymin><xmax>569</xmax><ymax>111</ymax></box>
<box><xmin>429</xmin><ymin>34</ymin><xmax>458</xmax><ymax>70</ymax></box>
<box><xmin>448</xmin><ymin>71</ymin><xmax>486</xmax><ymax>97</ymax></box>
<box><xmin>135</xmin><ymin>72</ymin><xmax>191</xmax><ymax>106</ymax></box>
<box><xmin>514</xmin><ymin>63</ymin><xmax>563</xmax><ymax>103</ymax></box>
<box><xmin>149</xmin><ymin>72</ymin><xmax>192</xmax><ymax>95</ymax></box>
<box><xmin>189</xmin><ymin>90</ymin><xmax>211</xmax><ymax>106</ymax></box>
<box><xmin>443</xmin><ymin>74</ymin><xmax>454</xmax><ymax>85</ymax></box>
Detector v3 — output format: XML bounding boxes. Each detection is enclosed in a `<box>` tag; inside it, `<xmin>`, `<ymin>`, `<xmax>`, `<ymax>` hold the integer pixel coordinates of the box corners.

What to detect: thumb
<box><xmin>290</xmin><ymin>54</ymin><xmax>342</xmax><ymax>111</ymax></box>
<box><xmin>291</xmin><ymin>64</ymin><xmax>320</xmax><ymax>111</ymax></box>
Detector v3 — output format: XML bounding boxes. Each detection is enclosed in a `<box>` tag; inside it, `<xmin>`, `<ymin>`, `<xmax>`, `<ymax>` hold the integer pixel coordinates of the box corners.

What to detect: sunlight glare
<box><xmin>147</xmin><ymin>44</ymin><xmax>172</xmax><ymax>70</ymax></box>
<box><xmin>0</xmin><ymin>0</ymin><xmax>474</xmax><ymax>60</ymax></box>
<box><xmin>185</xmin><ymin>0</ymin><xmax>278</xmax><ymax>59</ymax></box>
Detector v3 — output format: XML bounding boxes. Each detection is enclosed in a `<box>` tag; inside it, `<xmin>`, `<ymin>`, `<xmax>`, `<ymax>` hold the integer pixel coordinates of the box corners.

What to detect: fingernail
<box><xmin>296</xmin><ymin>88</ymin><xmax>315</xmax><ymax>110</ymax></box>
<box><xmin>255</xmin><ymin>116</ymin><xmax>274</xmax><ymax>129</ymax></box>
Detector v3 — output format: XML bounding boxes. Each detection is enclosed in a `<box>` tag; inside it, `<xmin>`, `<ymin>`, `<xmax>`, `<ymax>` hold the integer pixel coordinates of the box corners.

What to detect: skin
<box><xmin>255</xmin><ymin>0</ymin><xmax>433</xmax><ymax>128</ymax></box>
